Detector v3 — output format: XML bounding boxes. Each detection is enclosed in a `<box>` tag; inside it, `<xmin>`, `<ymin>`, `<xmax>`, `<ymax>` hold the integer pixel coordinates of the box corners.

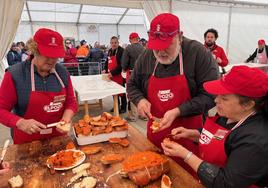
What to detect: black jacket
<box><xmin>246</xmin><ymin>45</ymin><xmax>268</xmax><ymax>62</ymax></box>
<box><xmin>198</xmin><ymin>112</ymin><xmax>268</xmax><ymax>188</ymax></box>
<box><xmin>104</xmin><ymin>46</ymin><xmax>124</xmax><ymax>76</ymax></box>
<box><xmin>7</xmin><ymin>50</ymin><xmax>21</xmax><ymax>66</ymax></box>
<box><xmin>121</xmin><ymin>43</ymin><xmax>145</xmax><ymax>71</ymax></box>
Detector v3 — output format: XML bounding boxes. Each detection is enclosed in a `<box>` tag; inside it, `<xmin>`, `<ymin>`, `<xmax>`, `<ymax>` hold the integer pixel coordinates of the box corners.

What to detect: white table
<box><xmin>225</xmin><ymin>63</ymin><xmax>268</xmax><ymax>73</ymax></box>
<box><xmin>71</xmin><ymin>75</ymin><xmax>126</xmax><ymax>116</ymax></box>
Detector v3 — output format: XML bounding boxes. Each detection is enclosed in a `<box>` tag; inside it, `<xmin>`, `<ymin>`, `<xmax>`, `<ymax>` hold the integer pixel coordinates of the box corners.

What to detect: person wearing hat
<box><xmin>204</xmin><ymin>28</ymin><xmax>229</xmax><ymax>75</ymax></box>
<box><xmin>127</xmin><ymin>13</ymin><xmax>218</xmax><ymax>175</ymax></box>
<box><xmin>0</xmin><ymin>28</ymin><xmax>78</xmax><ymax>144</ymax></box>
<box><xmin>245</xmin><ymin>39</ymin><xmax>268</xmax><ymax>64</ymax></box>
<box><xmin>122</xmin><ymin>32</ymin><xmax>145</xmax><ymax>121</ymax></box>
<box><xmin>162</xmin><ymin>66</ymin><xmax>268</xmax><ymax>187</ymax></box>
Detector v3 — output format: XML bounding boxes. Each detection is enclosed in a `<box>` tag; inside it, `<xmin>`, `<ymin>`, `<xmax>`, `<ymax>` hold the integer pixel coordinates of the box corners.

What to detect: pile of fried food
<box><xmin>47</xmin><ymin>150</ymin><xmax>84</xmax><ymax>168</ymax></box>
<box><xmin>74</xmin><ymin>112</ymin><xmax>128</xmax><ymax>137</ymax></box>
<box><xmin>120</xmin><ymin>151</ymin><xmax>169</xmax><ymax>186</ymax></box>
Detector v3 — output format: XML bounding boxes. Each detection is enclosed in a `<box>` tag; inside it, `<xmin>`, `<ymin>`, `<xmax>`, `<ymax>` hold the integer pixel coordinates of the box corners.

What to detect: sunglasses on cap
<box><xmin>147</xmin><ymin>30</ymin><xmax>179</xmax><ymax>41</ymax></box>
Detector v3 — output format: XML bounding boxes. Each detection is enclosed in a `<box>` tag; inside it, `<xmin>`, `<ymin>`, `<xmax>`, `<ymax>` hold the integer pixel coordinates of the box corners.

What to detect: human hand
<box><xmin>137</xmin><ymin>98</ymin><xmax>152</xmax><ymax>119</ymax></box>
<box><xmin>155</xmin><ymin>108</ymin><xmax>180</xmax><ymax>132</ymax></box>
<box><xmin>121</xmin><ymin>71</ymin><xmax>126</xmax><ymax>79</ymax></box>
<box><xmin>0</xmin><ymin>162</ymin><xmax>10</xmax><ymax>174</ymax></box>
<box><xmin>216</xmin><ymin>57</ymin><xmax>222</xmax><ymax>64</ymax></box>
<box><xmin>171</xmin><ymin>127</ymin><xmax>200</xmax><ymax>142</ymax></box>
<box><xmin>16</xmin><ymin>119</ymin><xmax>46</xmax><ymax>134</ymax></box>
<box><xmin>101</xmin><ymin>70</ymin><xmax>106</xmax><ymax>74</ymax></box>
<box><xmin>108</xmin><ymin>73</ymin><xmax>113</xmax><ymax>78</ymax></box>
<box><xmin>56</xmin><ymin>120</ymin><xmax>71</xmax><ymax>134</ymax></box>
<box><xmin>161</xmin><ymin>138</ymin><xmax>188</xmax><ymax>158</ymax></box>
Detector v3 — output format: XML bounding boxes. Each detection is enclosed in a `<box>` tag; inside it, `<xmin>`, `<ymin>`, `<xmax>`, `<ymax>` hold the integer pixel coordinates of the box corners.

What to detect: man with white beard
<box><xmin>127</xmin><ymin>13</ymin><xmax>219</xmax><ymax>176</ymax></box>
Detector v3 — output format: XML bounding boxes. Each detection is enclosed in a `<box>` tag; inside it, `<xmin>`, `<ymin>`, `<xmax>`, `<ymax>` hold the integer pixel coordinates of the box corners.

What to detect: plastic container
<box><xmin>73</xmin><ymin>127</ymin><xmax>128</xmax><ymax>145</ymax></box>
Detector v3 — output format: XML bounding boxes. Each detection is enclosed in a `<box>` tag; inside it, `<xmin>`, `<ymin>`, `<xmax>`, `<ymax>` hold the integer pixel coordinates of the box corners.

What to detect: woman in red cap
<box><xmin>0</xmin><ymin>28</ymin><xmax>78</xmax><ymax>144</ymax></box>
<box><xmin>162</xmin><ymin>65</ymin><xmax>268</xmax><ymax>187</ymax></box>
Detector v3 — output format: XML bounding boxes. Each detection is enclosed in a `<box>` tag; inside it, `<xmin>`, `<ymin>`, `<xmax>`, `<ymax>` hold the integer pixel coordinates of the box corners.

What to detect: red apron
<box><xmin>108</xmin><ymin>51</ymin><xmax>123</xmax><ymax>85</ymax></box>
<box><xmin>13</xmin><ymin>63</ymin><xmax>66</xmax><ymax>144</ymax></box>
<box><xmin>199</xmin><ymin>112</ymin><xmax>258</xmax><ymax>188</ymax></box>
<box><xmin>126</xmin><ymin>69</ymin><xmax>131</xmax><ymax>84</ymax></box>
<box><xmin>147</xmin><ymin>50</ymin><xmax>203</xmax><ymax>177</ymax></box>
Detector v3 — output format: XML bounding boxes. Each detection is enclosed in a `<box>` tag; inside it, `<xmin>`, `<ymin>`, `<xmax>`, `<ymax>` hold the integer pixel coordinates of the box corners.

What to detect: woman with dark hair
<box><xmin>162</xmin><ymin>66</ymin><xmax>268</xmax><ymax>187</ymax></box>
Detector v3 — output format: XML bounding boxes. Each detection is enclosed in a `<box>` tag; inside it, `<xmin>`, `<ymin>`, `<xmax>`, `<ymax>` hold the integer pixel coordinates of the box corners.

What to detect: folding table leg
<box><xmin>84</xmin><ymin>101</ymin><xmax>89</xmax><ymax>115</ymax></box>
<box><xmin>113</xmin><ymin>95</ymin><xmax>119</xmax><ymax>116</ymax></box>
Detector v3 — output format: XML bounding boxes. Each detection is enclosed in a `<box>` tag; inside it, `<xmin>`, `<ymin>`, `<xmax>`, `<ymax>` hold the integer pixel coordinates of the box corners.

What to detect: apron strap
<box><xmin>179</xmin><ymin>48</ymin><xmax>184</xmax><ymax>75</ymax></box>
<box><xmin>152</xmin><ymin>46</ymin><xmax>184</xmax><ymax>76</ymax></box>
<box><xmin>30</xmin><ymin>63</ymin><xmax>35</xmax><ymax>91</ymax></box>
<box><xmin>231</xmin><ymin>111</ymin><xmax>256</xmax><ymax>131</ymax></box>
<box><xmin>30</xmin><ymin>63</ymin><xmax>66</xmax><ymax>91</ymax></box>
<box><xmin>51</xmin><ymin>68</ymin><xmax>65</xmax><ymax>88</ymax></box>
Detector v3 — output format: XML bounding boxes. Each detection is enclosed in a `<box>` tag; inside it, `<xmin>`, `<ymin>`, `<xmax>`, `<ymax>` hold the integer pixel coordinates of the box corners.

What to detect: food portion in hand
<box><xmin>81</xmin><ymin>146</ymin><xmax>102</xmax><ymax>155</ymax></box>
<box><xmin>72</xmin><ymin>163</ymin><xmax>91</xmax><ymax>174</ymax></box>
<box><xmin>47</xmin><ymin>150</ymin><xmax>84</xmax><ymax>168</ymax></box>
<box><xmin>121</xmin><ymin>151</ymin><xmax>169</xmax><ymax>186</ymax></box>
<box><xmin>100</xmin><ymin>154</ymin><xmax>124</xmax><ymax>165</ymax></box>
<box><xmin>109</xmin><ymin>137</ymin><xmax>129</xmax><ymax>147</ymax></box>
<box><xmin>161</xmin><ymin>174</ymin><xmax>172</xmax><ymax>188</ymax></box>
<box><xmin>8</xmin><ymin>175</ymin><xmax>23</xmax><ymax>188</ymax></box>
<box><xmin>74</xmin><ymin>112</ymin><xmax>128</xmax><ymax>137</ymax></box>
<box><xmin>66</xmin><ymin>141</ymin><xmax>76</xmax><ymax>150</ymax></box>
<box><xmin>56</xmin><ymin>121</ymin><xmax>71</xmax><ymax>132</ymax></box>
<box><xmin>150</xmin><ymin>118</ymin><xmax>161</xmax><ymax>132</ymax></box>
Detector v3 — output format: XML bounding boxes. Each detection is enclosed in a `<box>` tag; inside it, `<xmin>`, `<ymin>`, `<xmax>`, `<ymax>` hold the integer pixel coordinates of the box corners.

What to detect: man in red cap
<box><xmin>122</xmin><ymin>32</ymin><xmax>145</xmax><ymax>121</ymax></box>
<box><xmin>127</xmin><ymin>13</ymin><xmax>219</xmax><ymax>175</ymax></box>
<box><xmin>0</xmin><ymin>28</ymin><xmax>78</xmax><ymax>144</ymax></box>
<box><xmin>245</xmin><ymin>39</ymin><xmax>268</xmax><ymax>64</ymax></box>
<box><xmin>204</xmin><ymin>28</ymin><xmax>229</xmax><ymax>74</ymax></box>
<box><xmin>162</xmin><ymin>65</ymin><xmax>268</xmax><ymax>187</ymax></box>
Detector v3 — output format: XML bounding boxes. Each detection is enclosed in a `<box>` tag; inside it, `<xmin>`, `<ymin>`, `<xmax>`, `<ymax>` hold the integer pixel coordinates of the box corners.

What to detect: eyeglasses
<box><xmin>147</xmin><ymin>30</ymin><xmax>179</xmax><ymax>41</ymax></box>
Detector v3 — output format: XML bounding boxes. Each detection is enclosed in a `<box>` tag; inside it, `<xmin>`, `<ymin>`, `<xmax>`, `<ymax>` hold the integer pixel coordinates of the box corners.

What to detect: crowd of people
<box><xmin>1</xmin><ymin>12</ymin><xmax>268</xmax><ymax>188</ymax></box>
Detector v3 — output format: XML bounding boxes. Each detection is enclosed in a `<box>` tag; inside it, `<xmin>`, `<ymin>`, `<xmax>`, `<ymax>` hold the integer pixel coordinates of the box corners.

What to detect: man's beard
<box><xmin>206</xmin><ymin>41</ymin><xmax>215</xmax><ymax>47</ymax></box>
<box><xmin>153</xmin><ymin>45</ymin><xmax>180</xmax><ymax>65</ymax></box>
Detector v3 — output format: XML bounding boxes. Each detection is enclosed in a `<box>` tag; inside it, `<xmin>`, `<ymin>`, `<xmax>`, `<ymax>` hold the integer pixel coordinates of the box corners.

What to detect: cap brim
<box><xmin>203</xmin><ymin>80</ymin><xmax>233</xmax><ymax>95</ymax></box>
<box><xmin>147</xmin><ymin>37</ymin><xmax>173</xmax><ymax>50</ymax></box>
<box><xmin>38</xmin><ymin>45</ymin><xmax>65</xmax><ymax>58</ymax></box>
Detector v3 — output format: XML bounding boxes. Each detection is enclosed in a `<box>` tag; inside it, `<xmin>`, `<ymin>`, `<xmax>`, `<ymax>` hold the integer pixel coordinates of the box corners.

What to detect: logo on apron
<box><xmin>53</xmin><ymin>95</ymin><xmax>66</xmax><ymax>103</ymax></box>
<box><xmin>43</xmin><ymin>101</ymin><xmax>63</xmax><ymax>113</ymax></box>
<box><xmin>199</xmin><ymin>128</ymin><xmax>213</xmax><ymax>144</ymax></box>
<box><xmin>157</xmin><ymin>89</ymin><xmax>174</xmax><ymax>102</ymax></box>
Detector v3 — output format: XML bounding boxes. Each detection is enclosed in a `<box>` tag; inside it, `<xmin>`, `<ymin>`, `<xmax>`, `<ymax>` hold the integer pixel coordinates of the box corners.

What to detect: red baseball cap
<box><xmin>204</xmin><ymin>66</ymin><xmax>268</xmax><ymax>98</ymax></box>
<box><xmin>258</xmin><ymin>39</ymin><xmax>265</xmax><ymax>45</ymax></box>
<box><xmin>129</xmin><ymin>32</ymin><xmax>139</xmax><ymax>40</ymax></box>
<box><xmin>147</xmin><ymin>13</ymin><xmax>180</xmax><ymax>50</ymax></box>
<box><xmin>33</xmin><ymin>28</ymin><xmax>65</xmax><ymax>58</ymax></box>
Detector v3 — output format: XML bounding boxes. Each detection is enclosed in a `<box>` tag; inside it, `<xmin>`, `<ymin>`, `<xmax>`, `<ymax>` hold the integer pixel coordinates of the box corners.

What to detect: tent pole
<box><xmin>226</xmin><ymin>5</ymin><xmax>232</xmax><ymax>57</ymax></box>
<box><xmin>169</xmin><ymin>0</ymin><xmax>173</xmax><ymax>13</ymax></box>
